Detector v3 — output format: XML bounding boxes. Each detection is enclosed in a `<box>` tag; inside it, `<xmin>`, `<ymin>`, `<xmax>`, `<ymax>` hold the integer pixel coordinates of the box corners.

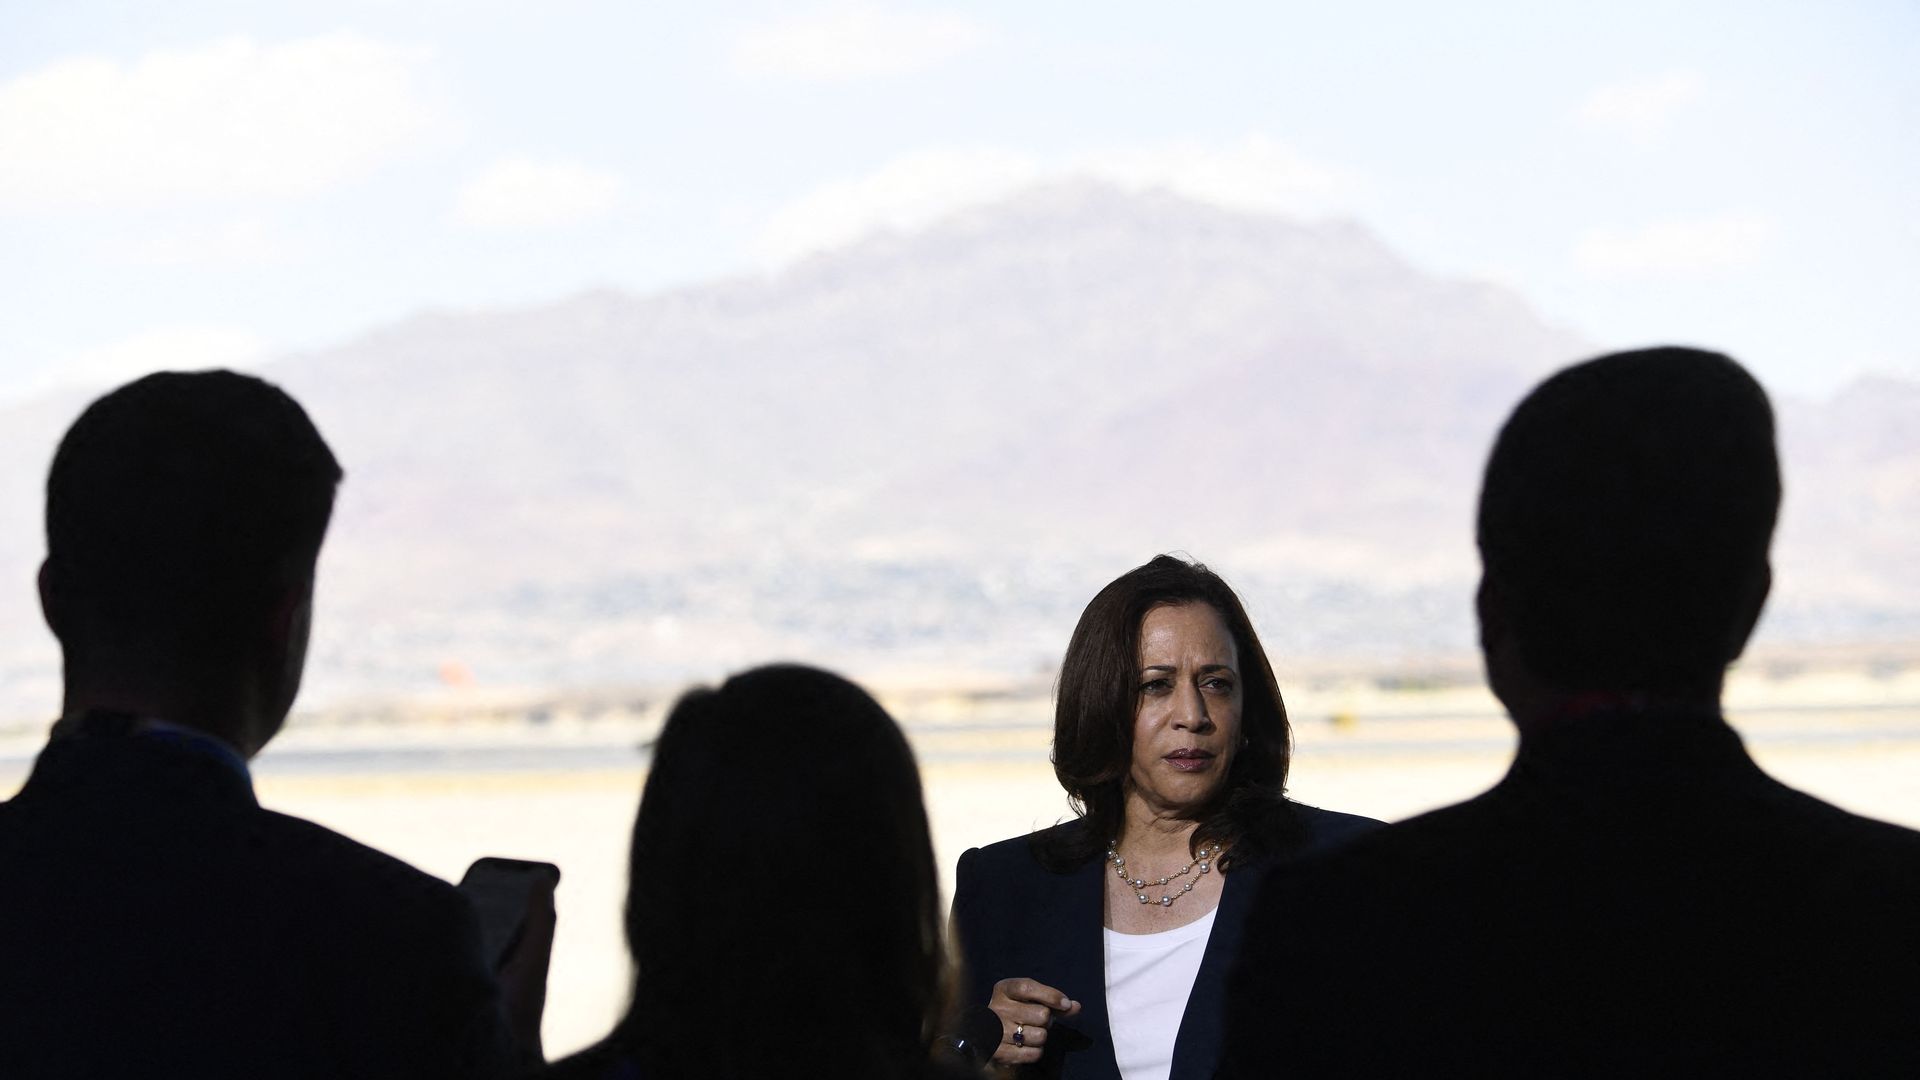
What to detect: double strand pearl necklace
<box><xmin>1107</xmin><ymin>840</ymin><xmax>1222</xmax><ymax>907</ymax></box>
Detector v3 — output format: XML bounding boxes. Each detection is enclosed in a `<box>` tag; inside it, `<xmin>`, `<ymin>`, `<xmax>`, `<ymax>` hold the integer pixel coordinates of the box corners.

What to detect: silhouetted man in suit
<box><xmin>0</xmin><ymin>372</ymin><xmax>517</xmax><ymax>1078</ymax></box>
<box><xmin>1222</xmin><ymin>348</ymin><xmax>1920</xmax><ymax>1077</ymax></box>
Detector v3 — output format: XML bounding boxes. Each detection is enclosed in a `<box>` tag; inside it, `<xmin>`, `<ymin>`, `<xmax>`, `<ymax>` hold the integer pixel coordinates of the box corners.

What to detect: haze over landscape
<box><xmin>4</xmin><ymin>11</ymin><xmax>1916</xmax><ymax>1056</ymax></box>
<box><xmin>1</xmin><ymin>184</ymin><xmax>1914</xmax><ymax>725</ymax></box>
<box><xmin>6</xmin><ymin>5</ymin><xmax>1913</xmax><ymax>732</ymax></box>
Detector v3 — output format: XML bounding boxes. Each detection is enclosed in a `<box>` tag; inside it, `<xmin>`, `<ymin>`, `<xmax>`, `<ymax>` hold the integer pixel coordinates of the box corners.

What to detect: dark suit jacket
<box><xmin>0</xmin><ymin>721</ymin><xmax>514</xmax><ymax>1079</ymax></box>
<box><xmin>1222</xmin><ymin>707</ymin><xmax>1920</xmax><ymax>1079</ymax></box>
<box><xmin>954</xmin><ymin>803</ymin><xmax>1381</xmax><ymax>1080</ymax></box>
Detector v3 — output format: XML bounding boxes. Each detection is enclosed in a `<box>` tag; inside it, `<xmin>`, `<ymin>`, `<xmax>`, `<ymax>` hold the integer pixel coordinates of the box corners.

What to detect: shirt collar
<box><xmin>54</xmin><ymin>709</ymin><xmax>254</xmax><ymax>785</ymax></box>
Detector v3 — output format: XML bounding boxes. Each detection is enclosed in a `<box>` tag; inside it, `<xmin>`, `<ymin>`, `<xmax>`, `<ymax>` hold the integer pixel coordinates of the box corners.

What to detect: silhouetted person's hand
<box><xmin>497</xmin><ymin>882</ymin><xmax>557</xmax><ymax>1064</ymax></box>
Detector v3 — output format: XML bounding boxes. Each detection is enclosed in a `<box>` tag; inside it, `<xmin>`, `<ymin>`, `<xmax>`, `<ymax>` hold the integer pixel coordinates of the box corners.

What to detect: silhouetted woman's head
<box><xmin>1048</xmin><ymin>555</ymin><xmax>1294</xmax><ymax>869</ymax></box>
<box><xmin>616</xmin><ymin>664</ymin><xmax>948</xmax><ymax>1078</ymax></box>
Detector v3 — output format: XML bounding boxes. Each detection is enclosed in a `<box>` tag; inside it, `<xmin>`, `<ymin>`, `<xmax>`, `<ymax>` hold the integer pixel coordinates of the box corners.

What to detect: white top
<box><xmin>1103</xmin><ymin>905</ymin><xmax>1219</xmax><ymax>1080</ymax></box>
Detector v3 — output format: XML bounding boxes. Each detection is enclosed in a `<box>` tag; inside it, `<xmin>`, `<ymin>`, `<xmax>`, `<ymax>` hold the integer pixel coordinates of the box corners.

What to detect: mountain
<box><xmin>0</xmin><ymin>183</ymin><xmax>1912</xmax><ymax>719</ymax></box>
<box><xmin>1771</xmin><ymin>378</ymin><xmax>1920</xmax><ymax>639</ymax></box>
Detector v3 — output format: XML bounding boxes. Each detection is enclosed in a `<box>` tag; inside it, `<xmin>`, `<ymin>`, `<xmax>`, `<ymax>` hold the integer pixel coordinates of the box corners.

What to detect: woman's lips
<box><xmin>1164</xmin><ymin>749</ymin><xmax>1215</xmax><ymax>772</ymax></box>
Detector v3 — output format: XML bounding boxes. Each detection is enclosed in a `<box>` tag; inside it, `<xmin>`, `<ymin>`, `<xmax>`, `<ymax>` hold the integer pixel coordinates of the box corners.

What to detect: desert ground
<box><xmin>4</xmin><ymin>666</ymin><xmax>1916</xmax><ymax>1058</ymax></box>
<box><xmin>263</xmin><ymin>671</ymin><xmax>1920</xmax><ymax>1057</ymax></box>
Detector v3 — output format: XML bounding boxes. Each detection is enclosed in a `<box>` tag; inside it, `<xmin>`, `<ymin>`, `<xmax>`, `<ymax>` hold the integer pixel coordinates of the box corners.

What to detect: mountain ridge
<box><xmin>0</xmin><ymin>183</ymin><xmax>1912</xmax><ymax>718</ymax></box>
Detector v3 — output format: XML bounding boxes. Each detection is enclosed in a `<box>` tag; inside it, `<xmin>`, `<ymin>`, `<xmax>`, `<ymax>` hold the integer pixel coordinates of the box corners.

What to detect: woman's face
<box><xmin>1126</xmin><ymin>602</ymin><xmax>1243</xmax><ymax>820</ymax></box>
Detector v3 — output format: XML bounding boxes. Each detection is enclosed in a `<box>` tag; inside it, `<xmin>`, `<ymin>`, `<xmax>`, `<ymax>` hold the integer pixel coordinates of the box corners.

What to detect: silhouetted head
<box><xmin>1476</xmin><ymin>346</ymin><xmax>1779</xmax><ymax>707</ymax></box>
<box><xmin>42</xmin><ymin>371</ymin><xmax>342</xmax><ymax>752</ymax></box>
<box><xmin>1049</xmin><ymin>554</ymin><xmax>1292</xmax><ymax>868</ymax></box>
<box><xmin>617</xmin><ymin>664</ymin><xmax>948</xmax><ymax>1078</ymax></box>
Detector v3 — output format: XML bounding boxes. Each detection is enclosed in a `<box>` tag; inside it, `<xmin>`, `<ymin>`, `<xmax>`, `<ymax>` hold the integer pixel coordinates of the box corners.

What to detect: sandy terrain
<box><xmin>236</xmin><ymin>704</ymin><xmax>1920</xmax><ymax>1059</ymax></box>
<box><xmin>4</xmin><ymin>662</ymin><xmax>1915</xmax><ymax>1059</ymax></box>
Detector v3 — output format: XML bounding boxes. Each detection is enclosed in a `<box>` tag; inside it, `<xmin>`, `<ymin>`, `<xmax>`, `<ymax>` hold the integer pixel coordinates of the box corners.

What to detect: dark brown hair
<box><xmin>1040</xmin><ymin>555</ymin><xmax>1295</xmax><ymax>872</ymax></box>
<box><xmin>583</xmin><ymin>664</ymin><xmax>951</xmax><ymax>1080</ymax></box>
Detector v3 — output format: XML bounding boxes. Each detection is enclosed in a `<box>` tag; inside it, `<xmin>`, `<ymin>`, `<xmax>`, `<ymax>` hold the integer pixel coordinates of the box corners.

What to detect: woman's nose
<box><xmin>1172</xmin><ymin>685</ymin><xmax>1214</xmax><ymax>732</ymax></box>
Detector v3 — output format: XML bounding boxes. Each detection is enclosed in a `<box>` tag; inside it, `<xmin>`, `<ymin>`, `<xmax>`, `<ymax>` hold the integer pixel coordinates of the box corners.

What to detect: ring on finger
<box><xmin>1013</xmin><ymin>1023</ymin><xmax>1025</xmax><ymax>1048</ymax></box>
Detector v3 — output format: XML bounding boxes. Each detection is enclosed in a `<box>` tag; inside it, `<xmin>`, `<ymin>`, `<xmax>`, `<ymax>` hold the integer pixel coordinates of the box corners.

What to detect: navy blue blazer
<box><xmin>954</xmin><ymin>803</ymin><xmax>1381</xmax><ymax>1080</ymax></box>
<box><xmin>0</xmin><ymin>722</ymin><xmax>514</xmax><ymax>1080</ymax></box>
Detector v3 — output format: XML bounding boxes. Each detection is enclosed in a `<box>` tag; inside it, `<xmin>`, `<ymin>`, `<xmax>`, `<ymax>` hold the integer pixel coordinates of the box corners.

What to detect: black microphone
<box><xmin>945</xmin><ymin>1004</ymin><xmax>1004</xmax><ymax>1068</ymax></box>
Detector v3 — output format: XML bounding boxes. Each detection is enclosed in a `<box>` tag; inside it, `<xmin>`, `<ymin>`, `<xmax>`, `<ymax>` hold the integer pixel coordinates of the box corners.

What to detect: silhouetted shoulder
<box><xmin>257</xmin><ymin>808</ymin><xmax>475</xmax><ymax>914</ymax></box>
<box><xmin>249</xmin><ymin>809</ymin><xmax>501</xmax><ymax>1010</ymax></box>
<box><xmin>0</xmin><ymin>776</ymin><xmax>508</xmax><ymax>1078</ymax></box>
<box><xmin>242</xmin><ymin>810</ymin><xmax>510</xmax><ymax>1077</ymax></box>
<box><xmin>540</xmin><ymin>1041</ymin><xmax>642</xmax><ymax>1080</ymax></box>
<box><xmin>1310</xmin><ymin>790</ymin><xmax>1491</xmax><ymax>866</ymax></box>
<box><xmin>1759</xmin><ymin>775</ymin><xmax>1920</xmax><ymax>849</ymax></box>
<box><xmin>1227</xmin><ymin>764</ymin><xmax>1920</xmax><ymax>1077</ymax></box>
<box><xmin>1286</xmin><ymin>800</ymin><xmax>1385</xmax><ymax>853</ymax></box>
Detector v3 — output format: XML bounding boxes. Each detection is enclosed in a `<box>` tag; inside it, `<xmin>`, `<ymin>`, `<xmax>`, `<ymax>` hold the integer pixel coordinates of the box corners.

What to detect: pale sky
<box><xmin>3</xmin><ymin>0</ymin><xmax>1915</xmax><ymax>402</ymax></box>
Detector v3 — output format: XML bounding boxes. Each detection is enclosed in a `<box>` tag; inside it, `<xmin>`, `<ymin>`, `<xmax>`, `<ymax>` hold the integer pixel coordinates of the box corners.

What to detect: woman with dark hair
<box><xmin>952</xmin><ymin>555</ymin><xmax>1380</xmax><ymax>1080</ymax></box>
<box><xmin>542</xmin><ymin>664</ymin><xmax>958</xmax><ymax>1080</ymax></box>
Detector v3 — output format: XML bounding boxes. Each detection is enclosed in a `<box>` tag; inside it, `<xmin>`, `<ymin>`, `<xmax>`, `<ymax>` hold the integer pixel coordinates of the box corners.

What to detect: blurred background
<box><xmin>3</xmin><ymin>0</ymin><xmax>1916</xmax><ymax>1056</ymax></box>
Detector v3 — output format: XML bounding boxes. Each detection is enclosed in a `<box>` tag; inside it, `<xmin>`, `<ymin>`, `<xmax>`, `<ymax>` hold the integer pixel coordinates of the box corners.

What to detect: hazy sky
<box><xmin>3</xmin><ymin>1</ymin><xmax>1915</xmax><ymax>402</ymax></box>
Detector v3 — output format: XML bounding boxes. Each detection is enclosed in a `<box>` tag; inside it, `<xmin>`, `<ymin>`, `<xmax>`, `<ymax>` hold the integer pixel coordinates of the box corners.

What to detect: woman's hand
<box><xmin>987</xmin><ymin>977</ymin><xmax>1081</xmax><ymax>1066</ymax></box>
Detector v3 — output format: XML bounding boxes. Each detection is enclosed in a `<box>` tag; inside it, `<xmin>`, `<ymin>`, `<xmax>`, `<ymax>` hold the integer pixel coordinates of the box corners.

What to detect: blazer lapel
<box><xmin>1055</xmin><ymin>851</ymin><xmax>1120</xmax><ymax>1078</ymax></box>
<box><xmin>1167</xmin><ymin>852</ymin><xmax>1270</xmax><ymax>1080</ymax></box>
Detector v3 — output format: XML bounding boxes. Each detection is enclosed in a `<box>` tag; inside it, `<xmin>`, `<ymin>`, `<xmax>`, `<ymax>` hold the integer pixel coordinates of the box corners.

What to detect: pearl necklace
<box><xmin>1107</xmin><ymin>840</ymin><xmax>1221</xmax><ymax>906</ymax></box>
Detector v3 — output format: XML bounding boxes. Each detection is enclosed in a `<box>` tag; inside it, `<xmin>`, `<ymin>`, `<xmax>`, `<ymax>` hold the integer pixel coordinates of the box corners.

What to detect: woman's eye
<box><xmin>1140</xmin><ymin>679</ymin><xmax>1171</xmax><ymax>694</ymax></box>
<box><xmin>1203</xmin><ymin>677</ymin><xmax>1234</xmax><ymax>693</ymax></box>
